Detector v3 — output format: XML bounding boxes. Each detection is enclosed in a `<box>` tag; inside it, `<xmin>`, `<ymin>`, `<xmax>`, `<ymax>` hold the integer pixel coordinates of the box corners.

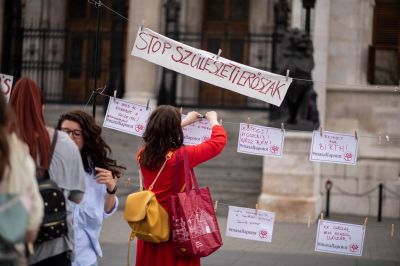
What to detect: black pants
<box><xmin>30</xmin><ymin>252</ymin><xmax>71</xmax><ymax>266</ymax></box>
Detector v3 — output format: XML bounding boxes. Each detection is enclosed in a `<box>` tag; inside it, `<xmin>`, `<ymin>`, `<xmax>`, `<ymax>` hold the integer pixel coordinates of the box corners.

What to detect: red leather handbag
<box><xmin>168</xmin><ymin>147</ymin><xmax>223</xmax><ymax>257</ymax></box>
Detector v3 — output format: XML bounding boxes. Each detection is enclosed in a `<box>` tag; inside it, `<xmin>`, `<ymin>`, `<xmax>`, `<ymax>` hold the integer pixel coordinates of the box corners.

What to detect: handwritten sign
<box><xmin>315</xmin><ymin>220</ymin><xmax>366</xmax><ymax>256</ymax></box>
<box><xmin>182</xmin><ymin>115</ymin><xmax>212</xmax><ymax>145</ymax></box>
<box><xmin>1</xmin><ymin>73</ymin><xmax>14</xmax><ymax>102</ymax></box>
<box><xmin>226</xmin><ymin>206</ymin><xmax>275</xmax><ymax>243</ymax></box>
<box><xmin>310</xmin><ymin>130</ymin><xmax>358</xmax><ymax>165</ymax></box>
<box><xmin>131</xmin><ymin>28</ymin><xmax>292</xmax><ymax>107</ymax></box>
<box><xmin>237</xmin><ymin>123</ymin><xmax>285</xmax><ymax>157</ymax></box>
<box><xmin>103</xmin><ymin>98</ymin><xmax>151</xmax><ymax>137</ymax></box>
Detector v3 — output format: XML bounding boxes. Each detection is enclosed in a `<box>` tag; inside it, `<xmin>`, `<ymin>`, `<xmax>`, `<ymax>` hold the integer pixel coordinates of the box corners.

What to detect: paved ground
<box><xmin>98</xmin><ymin>210</ymin><xmax>400</xmax><ymax>266</ymax></box>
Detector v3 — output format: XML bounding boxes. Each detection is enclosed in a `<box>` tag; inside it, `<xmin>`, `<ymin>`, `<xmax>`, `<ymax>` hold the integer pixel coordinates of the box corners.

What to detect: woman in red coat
<box><xmin>136</xmin><ymin>105</ymin><xmax>227</xmax><ymax>266</ymax></box>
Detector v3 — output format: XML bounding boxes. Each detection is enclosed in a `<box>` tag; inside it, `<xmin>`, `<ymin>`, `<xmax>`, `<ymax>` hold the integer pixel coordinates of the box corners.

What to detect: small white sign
<box><xmin>226</xmin><ymin>206</ymin><xmax>275</xmax><ymax>243</ymax></box>
<box><xmin>1</xmin><ymin>73</ymin><xmax>14</xmax><ymax>102</ymax></box>
<box><xmin>237</xmin><ymin>123</ymin><xmax>285</xmax><ymax>157</ymax></box>
<box><xmin>315</xmin><ymin>220</ymin><xmax>366</xmax><ymax>256</ymax></box>
<box><xmin>103</xmin><ymin>98</ymin><xmax>151</xmax><ymax>137</ymax></box>
<box><xmin>182</xmin><ymin>115</ymin><xmax>212</xmax><ymax>145</ymax></box>
<box><xmin>310</xmin><ymin>130</ymin><xmax>358</xmax><ymax>165</ymax></box>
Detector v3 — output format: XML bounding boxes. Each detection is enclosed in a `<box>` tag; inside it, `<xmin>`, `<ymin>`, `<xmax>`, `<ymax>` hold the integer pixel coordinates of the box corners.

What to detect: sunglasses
<box><xmin>61</xmin><ymin>128</ymin><xmax>83</xmax><ymax>138</ymax></box>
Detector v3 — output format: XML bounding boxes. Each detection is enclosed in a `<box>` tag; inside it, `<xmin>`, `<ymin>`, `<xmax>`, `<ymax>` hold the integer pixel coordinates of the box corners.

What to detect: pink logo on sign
<box><xmin>349</xmin><ymin>243</ymin><xmax>359</xmax><ymax>253</ymax></box>
<box><xmin>343</xmin><ymin>153</ymin><xmax>353</xmax><ymax>161</ymax></box>
<box><xmin>271</xmin><ymin>145</ymin><xmax>279</xmax><ymax>154</ymax></box>
<box><xmin>135</xmin><ymin>124</ymin><xmax>145</xmax><ymax>133</ymax></box>
<box><xmin>258</xmin><ymin>229</ymin><xmax>268</xmax><ymax>239</ymax></box>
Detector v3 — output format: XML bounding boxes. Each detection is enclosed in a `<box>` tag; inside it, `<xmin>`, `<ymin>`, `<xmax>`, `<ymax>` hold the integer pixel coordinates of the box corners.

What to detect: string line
<box><xmin>96</xmin><ymin>92</ymin><xmax>400</xmax><ymax>141</ymax></box>
<box><xmin>86</xmin><ymin>0</ymin><xmax>400</xmax><ymax>92</ymax></box>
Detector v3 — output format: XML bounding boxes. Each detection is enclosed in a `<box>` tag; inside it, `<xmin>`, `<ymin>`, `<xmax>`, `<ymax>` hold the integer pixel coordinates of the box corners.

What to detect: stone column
<box><xmin>259</xmin><ymin>132</ymin><xmax>321</xmax><ymax>222</ymax></box>
<box><xmin>125</xmin><ymin>0</ymin><xmax>162</xmax><ymax>107</ymax></box>
<box><xmin>258</xmin><ymin>0</ymin><xmax>332</xmax><ymax>223</ymax></box>
<box><xmin>176</xmin><ymin>0</ymin><xmax>203</xmax><ymax>106</ymax></box>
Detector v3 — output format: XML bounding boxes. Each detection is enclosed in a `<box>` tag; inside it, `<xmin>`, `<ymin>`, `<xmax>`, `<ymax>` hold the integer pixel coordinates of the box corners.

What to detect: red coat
<box><xmin>135</xmin><ymin>125</ymin><xmax>227</xmax><ymax>266</ymax></box>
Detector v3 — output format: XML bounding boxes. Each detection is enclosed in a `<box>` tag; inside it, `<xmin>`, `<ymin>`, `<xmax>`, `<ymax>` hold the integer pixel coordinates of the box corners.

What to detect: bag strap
<box><xmin>37</xmin><ymin>129</ymin><xmax>58</xmax><ymax>180</ymax></box>
<box><xmin>138</xmin><ymin>150</ymin><xmax>173</xmax><ymax>191</ymax></box>
<box><xmin>182</xmin><ymin>147</ymin><xmax>199</xmax><ymax>193</ymax></box>
<box><xmin>48</xmin><ymin>129</ymin><xmax>58</xmax><ymax>168</ymax></box>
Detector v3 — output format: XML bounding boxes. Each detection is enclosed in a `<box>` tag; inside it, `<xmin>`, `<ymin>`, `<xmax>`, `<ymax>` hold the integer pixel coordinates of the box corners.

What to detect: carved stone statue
<box><xmin>269</xmin><ymin>28</ymin><xmax>320</xmax><ymax>130</ymax></box>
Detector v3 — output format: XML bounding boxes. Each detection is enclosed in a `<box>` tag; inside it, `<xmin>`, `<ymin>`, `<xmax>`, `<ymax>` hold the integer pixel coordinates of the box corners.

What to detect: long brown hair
<box><xmin>9</xmin><ymin>77</ymin><xmax>50</xmax><ymax>169</ymax></box>
<box><xmin>139</xmin><ymin>105</ymin><xmax>183</xmax><ymax>169</ymax></box>
<box><xmin>0</xmin><ymin>93</ymin><xmax>10</xmax><ymax>181</ymax></box>
<box><xmin>56</xmin><ymin>110</ymin><xmax>125</xmax><ymax>178</ymax></box>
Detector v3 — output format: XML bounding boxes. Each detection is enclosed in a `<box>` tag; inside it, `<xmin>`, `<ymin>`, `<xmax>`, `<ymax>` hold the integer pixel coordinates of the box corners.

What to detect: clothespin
<box><xmin>219</xmin><ymin>118</ymin><xmax>223</xmax><ymax>125</ymax></box>
<box><xmin>320</xmin><ymin>212</ymin><xmax>324</xmax><ymax>223</ymax></box>
<box><xmin>247</xmin><ymin>117</ymin><xmax>251</xmax><ymax>128</ymax></box>
<box><xmin>286</xmin><ymin>69</ymin><xmax>290</xmax><ymax>82</ymax></box>
<box><xmin>390</xmin><ymin>224</ymin><xmax>395</xmax><ymax>237</ymax></box>
<box><xmin>216</xmin><ymin>49</ymin><xmax>222</xmax><ymax>60</ymax></box>
<box><xmin>140</xmin><ymin>20</ymin><xmax>144</xmax><ymax>31</ymax></box>
<box><xmin>355</xmin><ymin>130</ymin><xmax>358</xmax><ymax>140</ymax></box>
<box><xmin>307</xmin><ymin>215</ymin><xmax>311</xmax><ymax>228</ymax></box>
<box><xmin>214</xmin><ymin>200</ymin><xmax>218</xmax><ymax>212</ymax></box>
<box><xmin>98</xmin><ymin>84</ymin><xmax>107</xmax><ymax>94</ymax></box>
<box><xmin>146</xmin><ymin>99</ymin><xmax>150</xmax><ymax>110</ymax></box>
<box><xmin>378</xmin><ymin>131</ymin><xmax>382</xmax><ymax>144</ymax></box>
<box><xmin>113</xmin><ymin>90</ymin><xmax>117</xmax><ymax>103</ymax></box>
<box><xmin>124</xmin><ymin>177</ymin><xmax>132</xmax><ymax>188</ymax></box>
<box><xmin>281</xmin><ymin>122</ymin><xmax>285</xmax><ymax>132</ymax></box>
<box><xmin>319</xmin><ymin>127</ymin><xmax>323</xmax><ymax>137</ymax></box>
<box><xmin>385</xmin><ymin>135</ymin><xmax>390</xmax><ymax>142</ymax></box>
<box><xmin>363</xmin><ymin>217</ymin><xmax>368</xmax><ymax>228</ymax></box>
<box><xmin>255</xmin><ymin>203</ymin><xmax>259</xmax><ymax>215</ymax></box>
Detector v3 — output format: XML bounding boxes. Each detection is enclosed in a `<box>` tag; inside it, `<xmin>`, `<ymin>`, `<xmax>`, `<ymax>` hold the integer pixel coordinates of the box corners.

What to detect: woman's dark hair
<box><xmin>9</xmin><ymin>77</ymin><xmax>50</xmax><ymax>169</ymax></box>
<box><xmin>56</xmin><ymin>110</ymin><xmax>125</xmax><ymax>178</ymax></box>
<box><xmin>139</xmin><ymin>105</ymin><xmax>183</xmax><ymax>169</ymax></box>
<box><xmin>0</xmin><ymin>93</ymin><xmax>10</xmax><ymax>181</ymax></box>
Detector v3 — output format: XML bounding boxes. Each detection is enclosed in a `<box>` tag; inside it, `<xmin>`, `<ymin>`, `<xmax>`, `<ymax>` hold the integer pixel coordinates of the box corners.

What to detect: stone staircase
<box><xmin>44</xmin><ymin>105</ymin><xmax>267</xmax><ymax>215</ymax></box>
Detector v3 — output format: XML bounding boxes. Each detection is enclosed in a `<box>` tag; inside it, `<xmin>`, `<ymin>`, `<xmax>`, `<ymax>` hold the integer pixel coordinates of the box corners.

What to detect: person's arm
<box><xmin>185</xmin><ymin>111</ymin><xmax>227</xmax><ymax>168</ymax></box>
<box><xmin>181</xmin><ymin>111</ymin><xmax>202</xmax><ymax>127</ymax></box>
<box><xmin>95</xmin><ymin>167</ymin><xmax>118</xmax><ymax>214</ymax></box>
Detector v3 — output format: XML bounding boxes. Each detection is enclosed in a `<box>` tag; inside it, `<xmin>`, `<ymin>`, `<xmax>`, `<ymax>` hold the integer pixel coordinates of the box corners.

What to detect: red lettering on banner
<box><xmin>135</xmin><ymin>32</ymin><xmax>149</xmax><ymax>51</ymax></box>
<box><xmin>180</xmin><ymin>49</ymin><xmax>193</xmax><ymax>65</ymax></box>
<box><xmin>171</xmin><ymin>46</ymin><xmax>184</xmax><ymax>62</ymax></box>
<box><xmin>146</xmin><ymin>34</ymin><xmax>160</xmax><ymax>54</ymax></box>
<box><xmin>162</xmin><ymin>42</ymin><xmax>171</xmax><ymax>54</ymax></box>
<box><xmin>2</xmin><ymin>78</ymin><xmax>12</xmax><ymax>94</ymax></box>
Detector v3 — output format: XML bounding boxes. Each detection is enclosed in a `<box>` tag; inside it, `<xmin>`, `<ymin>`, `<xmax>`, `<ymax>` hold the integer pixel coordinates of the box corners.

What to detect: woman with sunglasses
<box><xmin>57</xmin><ymin>110</ymin><xmax>125</xmax><ymax>266</ymax></box>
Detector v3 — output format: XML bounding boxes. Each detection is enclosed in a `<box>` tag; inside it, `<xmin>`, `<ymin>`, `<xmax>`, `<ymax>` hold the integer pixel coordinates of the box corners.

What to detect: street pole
<box><xmin>92</xmin><ymin>1</ymin><xmax>101</xmax><ymax>118</ymax></box>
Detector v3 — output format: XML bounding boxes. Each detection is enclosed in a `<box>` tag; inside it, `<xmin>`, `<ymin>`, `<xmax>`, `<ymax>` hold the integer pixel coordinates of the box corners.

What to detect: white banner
<box><xmin>226</xmin><ymin>206</ymin><xmax>275</xmax><ymax>243</ymax></box>
<box><xmin>310</xmin><ymin>130</ymin><xmax>359</xmax><ymax>165</ymax></box>
<box><xmin>237</xmin><ymin>123</ymin><xmax>285</xmax><ymax>157</ymax></box>
<box><xmin>131</xmin><ymin>28</ymin><xmax>292</xmax><ymax>107</ymax></box>
<box><xmin>315</xmin><ymin>220</ymin><xmax>366</xmax><ymax>256</ymax></box>
<box><xmin>182</xmin><ymin>115</ymin><xmax>212</xmax><ymax>145</ymax></box>
<box><xmin>103</xmin><ymin>98</ymin><xmax>151</xmax><ymax>137</ymax></box>
<box><xmin>1</xmin><ymin>73</ymin><xmax>14</xmax><ymax>102</ymax></box>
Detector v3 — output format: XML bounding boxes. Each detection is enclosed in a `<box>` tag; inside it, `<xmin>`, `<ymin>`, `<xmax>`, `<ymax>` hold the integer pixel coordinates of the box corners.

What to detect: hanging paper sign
<box><xmin>237</xmin><ymin>123</ymin><xmax>284</xmax><ymax>157</ymax></box>
<box><xmin>1</xmin><ymin>73</ymin><xmax>14</xmax><ymax>102</ymax></box>
<box><xmin>131</xmin><ymin>28</ymin><xmax>292</xmax><ymax>107</ymax></box>
<box><xmin>310</xmin><ymin>130</ymin><xmax>358</xmax><ymax>165</ymax></box>
<box><xmin>182</xmin><ymin>115</ymin><xmax>212</xmax><ymax>145</ymax></box>
<box><xmin>315</xmin><ymin>220</ymin><xmax>366</xmax><ymax>256</ymax></box>
<box><xmin>103</xmin><ymin>98</ymin><xmax>151</xmax><ymax>137</ymax></box>
<box><xmin>226</xmin><ymin>206</ymin><xmax>275</xmax><ymax>243</ymax></box>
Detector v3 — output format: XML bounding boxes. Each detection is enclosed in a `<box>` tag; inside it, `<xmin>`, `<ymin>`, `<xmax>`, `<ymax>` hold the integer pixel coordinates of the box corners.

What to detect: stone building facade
<box><xmin>1</xmin><ymin>0</ymin><xmax>399</xmax><ymax>219</ymax></box>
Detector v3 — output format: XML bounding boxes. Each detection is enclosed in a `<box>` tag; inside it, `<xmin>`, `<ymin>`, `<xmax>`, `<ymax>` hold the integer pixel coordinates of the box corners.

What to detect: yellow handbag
<box><xmin>124</xmin><ymin>152</ymin><xmax>172</xmax><ymax>264</ymax></box>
